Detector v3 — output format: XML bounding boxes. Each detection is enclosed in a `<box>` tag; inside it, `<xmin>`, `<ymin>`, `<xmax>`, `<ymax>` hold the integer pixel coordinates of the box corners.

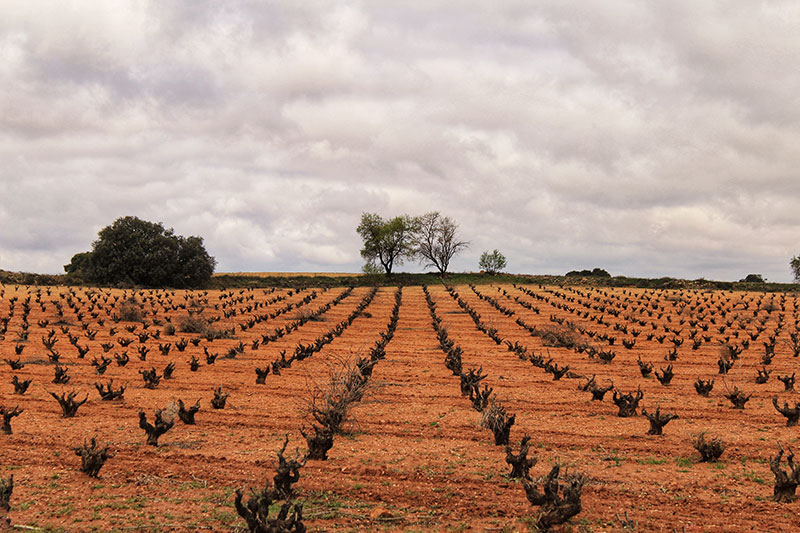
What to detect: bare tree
<box><xmin>415</xmin><ymin>212</ymin><xmax>469</xmax><ymax>276</ymax></box>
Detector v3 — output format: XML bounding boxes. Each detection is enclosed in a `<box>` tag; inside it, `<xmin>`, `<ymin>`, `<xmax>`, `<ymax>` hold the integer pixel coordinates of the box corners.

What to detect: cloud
<box><xmin>1</xmin><ymin>1</ymin><xmax>799</xmax><ymax>281</ymax></box>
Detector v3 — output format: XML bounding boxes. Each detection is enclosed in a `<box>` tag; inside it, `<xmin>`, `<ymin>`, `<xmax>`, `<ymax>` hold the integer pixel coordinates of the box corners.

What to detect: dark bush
<box><xmin>64</xmin><ymin>216</ymin><xmax>216</xmax><ymax>288</ymax></box>
<box><xmin>565</xmin><ymin>268</ymin><xmax>611</xmax><ymax>278</ymax></box>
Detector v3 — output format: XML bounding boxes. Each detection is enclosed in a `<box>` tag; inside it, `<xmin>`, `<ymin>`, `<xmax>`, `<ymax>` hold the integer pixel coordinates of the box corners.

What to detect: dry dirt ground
<box><xmin>1</xmin><ymin>283</ymin><xmax>799</xmax><ymax>532</ymax></box>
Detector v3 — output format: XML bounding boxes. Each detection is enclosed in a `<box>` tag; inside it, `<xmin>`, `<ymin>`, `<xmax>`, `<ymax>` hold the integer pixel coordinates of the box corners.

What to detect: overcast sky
<box><xmin>2</xmin><ymin>1</ymin><xmax>799</xmax><ymax>281</ymax></box>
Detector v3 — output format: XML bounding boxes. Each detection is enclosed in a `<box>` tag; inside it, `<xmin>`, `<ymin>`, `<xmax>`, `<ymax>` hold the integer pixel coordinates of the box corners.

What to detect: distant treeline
<box><xmin>2</xmin><ymin>268</ymin><xmax>799</xmax><ymax>292</ymax></box>
<box><xmin>0</xmin><ymin>270</ymin><xmax>68</xmax><ymax>286</ymax></box>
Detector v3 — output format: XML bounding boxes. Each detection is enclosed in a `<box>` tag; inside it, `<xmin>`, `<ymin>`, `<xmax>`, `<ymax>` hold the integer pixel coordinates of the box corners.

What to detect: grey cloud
<box><xmin>1</xmin><ymin>1</ymin><xmax>799</xmax><ymax>282</ymax></box>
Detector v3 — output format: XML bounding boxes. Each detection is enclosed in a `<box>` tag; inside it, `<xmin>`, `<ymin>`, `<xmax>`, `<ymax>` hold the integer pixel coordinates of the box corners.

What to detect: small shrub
<box><xmin>211</xmin><ymin>386</ymin><xmax>229</xmax><ymax>409</ymax></box>
<box><xmin>694</xmin><ymin>377</ymin><xmax>714</xmax><ymax>396</ymax></box>
<box><xmin>139</xmin><ymin>409</ymin><xmax>174</xmax><ymax>446</ymax></box>
<box><xmin>480</xmin><ymin>398</ymin><xmax>515</xmax><ymax>446</ymax></box>
<box><xmin>459</xmin><ymin>367</ymin><xmax>487</xmax><ymax>396</ymax></box>
<box><xmin>234</xmin><ymin>436</ymin><xmax>306</xmax><ymax>532</ymax></box>
<box><xmin>641</xmin><ymin>405</ymin><xmax>679</xmax><ymax>435</ymax></box>
<box><xmin>0</xmin><ymin>474</ymin><xmax>12</xmax><ymax>514</ymax></box>
<box><xmin>50</xmin><ymin>391</ymin><xmax>88</xmax><ymax>418</ymax></box>
<box><xmin>770</xmin><ymin>444</ymin><xmax>800</xmax><ymax>502</ymax></box>
<box><xmin>772</xmin><ymin>396</ymin><xmax>800</xmax><ymax>427</ymax></box>
<box><xmin>613</xmin><ymin>387</ymin><xmax>643</xmax><ymax>417</ymax></box>
<box><xmin>523</xmin><ymin>464</ymin><xmax>586</xmax><ymax>530</ymax></box>
<box><xmin>139</xmin><ymin>368</ymin><xmax>161</xmax><ymax>389</ymax></box>
<box><xmin>95</xmin><ymin>379</ymin><xmax>126</xmax><ymax>401</ymax></box>
<box><xmin>692</xmin><ymin>433</ymin><xmax>725</xmax><ymax>462</ymax></box>
<box><xmin>11</xmin><ymin>376</ymin><xmax>31</xmax><ymax>395</ymax></box>
<box><xmin>177</xmin><ymin>315</ymin><xmax>208</xmax><ymax>334</ymax></box>
<box><xmin>506</xmin><ymin>435</ymin><xmax>536</xmax><ymax>479</ymax></box>
<box><xmin>272</xmin><ymin>436</ymin><xmax>307</xmax><ymax>498</ymax></box>
<box><xmin>177</xmin><ymin>399</ymin><xmax>201</xmax><ymax>424</ymax></box>
<box><xmin>117</xmin><ymin>298</ymin><xmax>144</xmax><ymax>322</ymax></box>
<box><xmin>294</xmin><ymin>308</ymin><xmax>325</xmax><ymax>323</ymax></box>
<box><xmin>305</xmin><ymin>356</ymin><xmax>371</xmax><ymax>435</ymax></box>
<box><xmin>540</xmin><ymin>326</ymin><xmax>587</xmax><ymax>350</ymax></box>
<box><xmin>1</xmin><ymin>406</ymin><xmax>23</xmax><ymax>435</ymax></box>
<box><xmin>301</xmin><ymin>425</ymin><xmax>333</xmax><ymax>460</ymax></box>
<box><xmin>74</xmin><ymin>437</ymin><xmax>114</xmax><ymax>478</ymax></box>
<box><xmin>723</xmin><ymin>386</ymin><xmax>751</xmax><ymax>409</ymax></box>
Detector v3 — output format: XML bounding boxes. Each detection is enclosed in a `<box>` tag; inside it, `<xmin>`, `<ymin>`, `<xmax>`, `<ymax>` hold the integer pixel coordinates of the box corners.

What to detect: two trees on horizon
<box><xmin>64</xmin><ymin>212</ymin><xmax>485</xmax><ymax>288</ymax></box>
<box><xmin>357</xmin><ymin>211</ymin><xmax>502</xmax><ymax>276</ymax></box>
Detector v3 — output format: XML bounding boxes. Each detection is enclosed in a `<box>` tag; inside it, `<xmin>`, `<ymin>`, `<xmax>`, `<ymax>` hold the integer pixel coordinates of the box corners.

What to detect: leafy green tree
<box><xmin>361</xmin><ymin>261</ymin><xmax>384</xmax><ymax>275</ymax></box>
<box><xmin>415</xmin><ymin>211</ymin><xmax>468</xmax><ymax>276</ymax></box>
<box><xmin>174</xmin><ymin>235</ymin><xmax>216</xmax><ymax>287</ymax></box>
<box><xmin>356</xmin><ymin>213</ymin><xmax>417</xmax><ymax>275</ymax></box>
<box><xmin>479</xmin><ymin>249</ymin><xmax>507</xmax><ymax>275</ymax></box>
<box><xmin>64</xmin><ymin>252</ymin><xmax>92</xmax><ymax>275</ymax></box>
<box><xmin>65</xmin><ymin>216</ymin><xmax>216</xmax><ymax>288</ymax></box>
<box><xmin>792</xmin><ymin>256</ymin><xmax>800</xmax><ymax>282</ymax></box>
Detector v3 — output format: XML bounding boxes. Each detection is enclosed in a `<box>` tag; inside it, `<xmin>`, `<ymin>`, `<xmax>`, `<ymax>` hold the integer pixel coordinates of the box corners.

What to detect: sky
<box><xmin>2</xmin><ymin>1</ymin><xmax>800</xmax><ymax>282</ymax></box>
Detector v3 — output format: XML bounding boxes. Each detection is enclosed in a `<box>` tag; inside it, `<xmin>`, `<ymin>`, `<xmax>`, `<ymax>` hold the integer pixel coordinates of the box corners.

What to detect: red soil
<box><xmin>0</xmin><ymin>283</ymin><xmax>798</xmax><ymax>531</ymax></box>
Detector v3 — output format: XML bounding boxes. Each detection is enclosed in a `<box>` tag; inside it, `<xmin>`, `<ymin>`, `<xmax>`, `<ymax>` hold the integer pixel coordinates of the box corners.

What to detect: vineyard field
<box><xmin>1</xmin><ymin>283</ymin><xmax>799</xmax><ymax>532</ymax></box>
